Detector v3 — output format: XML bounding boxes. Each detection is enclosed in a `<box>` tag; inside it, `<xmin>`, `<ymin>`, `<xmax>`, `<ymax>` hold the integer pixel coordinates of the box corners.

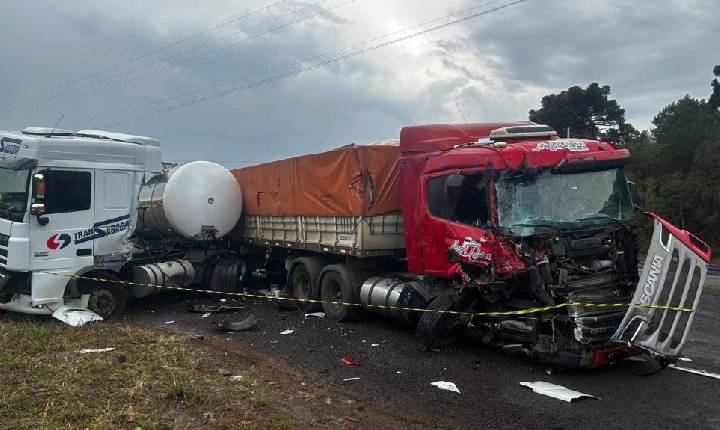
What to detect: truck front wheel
<box><xmin>416</xmin><ymin>288</ymin><xmax>473</xmax><ymax>350</ymax></box>
<box><xmin>84</xmin><ymin>274</ymin><xmax>129</xmax><ymax>319</ymax></box>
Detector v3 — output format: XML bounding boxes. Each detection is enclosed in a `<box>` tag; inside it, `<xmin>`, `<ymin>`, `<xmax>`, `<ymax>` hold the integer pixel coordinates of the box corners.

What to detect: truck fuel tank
<box><xmin>131</xmin><ymin>259</ymin><xmax>195</xmax><ymax>298</ymax></box>
<box><xmin>360</xmin><ymin>277</ymin><xmax>432</xmax><ymax>326</ymax></box>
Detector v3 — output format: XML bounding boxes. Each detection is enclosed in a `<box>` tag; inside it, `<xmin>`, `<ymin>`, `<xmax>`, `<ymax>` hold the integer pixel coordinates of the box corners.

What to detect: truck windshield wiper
<box><xmin>509</xmin><ymin>222</ymin><xmax>564</xmax><ymax>233</ymax></box>
<box><xmin>577</xmin><ymin>214</ymin><xmax>627</xmax><ymax>226</ymax></box>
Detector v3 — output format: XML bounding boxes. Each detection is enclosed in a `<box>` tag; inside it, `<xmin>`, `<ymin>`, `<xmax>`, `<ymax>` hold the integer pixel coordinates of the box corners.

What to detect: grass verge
<box><xmin>0</xmin><ymin>313</ymin><xmax>302</xmax><ymax>430</ymax></box>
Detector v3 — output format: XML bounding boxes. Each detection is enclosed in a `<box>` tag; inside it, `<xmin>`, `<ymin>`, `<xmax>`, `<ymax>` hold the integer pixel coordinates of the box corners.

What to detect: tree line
<box><xmin>529</xmin><ymin>65</ymin><xmax>720</xmax><ymax>251</ymax></box>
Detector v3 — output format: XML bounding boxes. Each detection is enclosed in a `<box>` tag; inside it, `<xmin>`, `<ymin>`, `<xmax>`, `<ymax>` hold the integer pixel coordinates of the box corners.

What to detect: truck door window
<box><xmin>427</xmin><ymin>174</ymin><xmax>490</xmax><ymax>226</ymax></box>
<box><xmin>40</xmin><ymin>170</ymin><xmax>91</xmax><ymax>214</ymax></box>
<box><xmin>104</xmin><ymin>172</ymin><xmax>129</xmax><ymax>209</ymax></box>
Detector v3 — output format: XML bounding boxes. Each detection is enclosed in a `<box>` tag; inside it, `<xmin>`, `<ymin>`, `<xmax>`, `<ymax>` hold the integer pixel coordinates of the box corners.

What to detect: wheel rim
<box><xmin>88</xmin><ymin>289</ymin><xmax>116</xmax><ymax>317</ymax></box>
<box><xmin>294</xmin><ymin>272</ymin><xmax>311</xmax><ymax>300</ymax></box>
<box><xmin>325</xmin><ymin>278</ymin><xmax>343</xmax><ymax>312</ymax></box>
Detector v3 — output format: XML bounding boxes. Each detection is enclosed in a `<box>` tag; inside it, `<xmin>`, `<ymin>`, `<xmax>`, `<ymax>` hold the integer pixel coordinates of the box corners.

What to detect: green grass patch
<box><xmin>0</xmin><ymin>313</ymin><xmax>301</xmax><ymax>429</ymax></box>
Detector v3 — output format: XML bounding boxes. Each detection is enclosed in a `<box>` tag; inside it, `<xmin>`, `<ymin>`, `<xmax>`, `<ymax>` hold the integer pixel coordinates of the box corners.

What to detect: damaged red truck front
<box><xmin>233</xmin><ymin>122</ymin><xmax>711</xmax><ymax>369</ymax></box>
<box><xmin>400</xmin><ymin>123</ymin><xmax>711</xmax><ymax>367</ymax></box>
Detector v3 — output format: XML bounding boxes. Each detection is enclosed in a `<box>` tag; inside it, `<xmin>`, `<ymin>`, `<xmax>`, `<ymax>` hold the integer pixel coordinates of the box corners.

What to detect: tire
<box><xmin>289</xmin><ymin>257</ymin><xmax>325</xmax><ymax>313</ymax></box>
<box><xmin>85</xmin><ymin>273</ymin><xmax>129</xmax><ymax>319</ymax></box>
<box><xmin>211</xmin><ymin>258</ymin><xmax>247</xmax><ymax>293</ymax></box>
<box><xmin>416</xmin><ymin>288</ymin><xmax>473</xmax><ymax>350</ymax></box>
<box><xmin>319</xmin><ymin>264</ymin><xmax>366</xmax><ymax>322</ymax></box>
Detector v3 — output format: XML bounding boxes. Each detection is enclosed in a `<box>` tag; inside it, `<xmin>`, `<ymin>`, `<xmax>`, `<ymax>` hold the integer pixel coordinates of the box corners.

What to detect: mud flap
<box><xmin>612</xmin><ymin>214</ymin><xmax>711</xmax><ymax>359</ymax></box>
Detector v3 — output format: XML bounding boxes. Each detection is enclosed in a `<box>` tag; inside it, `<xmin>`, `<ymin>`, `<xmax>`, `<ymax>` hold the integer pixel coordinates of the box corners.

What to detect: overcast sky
<box><xmin>0</xmin><ymin>0</ymin><xmax>716</xmax><ymax>167</ymax></box>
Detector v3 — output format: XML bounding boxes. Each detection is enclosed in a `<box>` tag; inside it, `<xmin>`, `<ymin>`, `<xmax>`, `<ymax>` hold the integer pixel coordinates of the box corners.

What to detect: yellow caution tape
<box><xmin>40</xmin><ymin>271</ymin><xmax>695</xmax><ymax>318</ymax></box>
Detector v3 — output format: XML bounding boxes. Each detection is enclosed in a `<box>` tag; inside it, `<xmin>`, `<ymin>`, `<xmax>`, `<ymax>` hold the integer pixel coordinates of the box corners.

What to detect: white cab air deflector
<box><xmin>22</xmin><ymin>127</ymin><xmax>75</xmax><ymax>136</ymax></box>
<box><xmin>163</xmin><ymin>161</ymin><xmax>243</xmax><ymax>240</ymax></box>
<box><xmin>75</xmin><ymin>129</ymin><xmax>160</xmax><ymax>146</ymax></box>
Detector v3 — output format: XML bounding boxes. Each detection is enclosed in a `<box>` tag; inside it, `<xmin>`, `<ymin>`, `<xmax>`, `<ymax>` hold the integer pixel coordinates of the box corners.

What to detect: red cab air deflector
<box><xmin>647</xmin><ymin>212</ymin><xmax>712</xmax><ymax>263</ymax></box>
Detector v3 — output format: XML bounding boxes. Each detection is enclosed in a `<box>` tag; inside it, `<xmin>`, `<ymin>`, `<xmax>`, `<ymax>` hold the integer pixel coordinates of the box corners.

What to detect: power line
<box><xmin>4</xmin><ymin>0</ymin><xmax>348</xmax><ymax>121</ymax></box>
<box><xmin>102</xmin><ymin>0</ymin><xmax>529</xmax><ymax>128</ymax></box>
<box><xmin>0</xmin><ymin>0</ymin><xmax>291</xmax><ymax>114</ymax></box>
<box><xmin>74</xmin><ymin>0</ymin><xmax>511</xmax><ymax>127</ymax></box>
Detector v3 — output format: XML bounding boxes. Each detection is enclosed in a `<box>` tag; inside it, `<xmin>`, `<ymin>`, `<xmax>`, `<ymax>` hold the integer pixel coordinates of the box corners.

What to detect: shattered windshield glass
<box><xmin>0</xmin><ymin>168</ymin><xmax>29</xmax><ymax>222</ymax></box>
<box><xmin>495</xmin><ymin>168</ymin><xmax>634</xmax><ymax>235</ymax></box>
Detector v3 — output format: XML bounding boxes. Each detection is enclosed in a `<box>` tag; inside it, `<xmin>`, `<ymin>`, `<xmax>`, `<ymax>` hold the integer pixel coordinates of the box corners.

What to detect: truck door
<box><xmin>93</xmin><ymin>171</ymin><xmax>134</xmax><ymax>257</ymax></box>
<box><xmin>29</xmin><ymin>168</ymin><xmax>95</xmax><ymax>301</ymax></box>
<box><xmin>423</xmin><ymin>173</ymin><xmax>493</xmax><ymax>277</ymax></box>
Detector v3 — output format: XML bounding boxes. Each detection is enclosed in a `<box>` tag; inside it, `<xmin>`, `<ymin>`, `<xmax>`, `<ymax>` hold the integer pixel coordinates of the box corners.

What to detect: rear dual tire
<box><xmin>289</xmin><ymin>257</ymin><xmax>325</xmax><ymax>313</ymax></box>
<box><xmin>319</xmin><ymin>264</ymin><xmax>366</xmax><ymax>322</ymax></box>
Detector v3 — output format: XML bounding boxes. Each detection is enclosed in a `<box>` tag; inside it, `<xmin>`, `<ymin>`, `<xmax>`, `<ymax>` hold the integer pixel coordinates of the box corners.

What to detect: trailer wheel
<box><xmin>319</xmin><ymin>264</ymin><xmax>365</xmax><ymax>322</ymax></box>
<box><xmin>85</xmin><ymin>274</ymin><xmax>129</xmax><ymax>319</ymax></box>
<box><xmin>289</xmin><ymin>257</ymin><xmax>324</xmax><ymax>312</ymax></box>
<box><xmin>416</xmin><ymin>288</ymin><xmax>472</xmax><ymax>350</ymax></box>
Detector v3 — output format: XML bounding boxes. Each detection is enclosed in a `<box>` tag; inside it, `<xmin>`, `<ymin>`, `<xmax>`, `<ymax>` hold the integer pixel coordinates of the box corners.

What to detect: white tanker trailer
<box><xmin>0</xmin><ymin>127</ymin><xmax>245</xmax><ymax>319</ymax></box>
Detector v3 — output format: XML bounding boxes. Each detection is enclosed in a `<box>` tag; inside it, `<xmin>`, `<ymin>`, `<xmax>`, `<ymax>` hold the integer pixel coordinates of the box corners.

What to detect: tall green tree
<box><xmin>651</xmin><ymin>95</ymin><xmax>720</xmax><ymax>170</ymax></box>
<box><xmin>631</xmin><ymin>93</ymin><xmax>720</xmax><ymax>243</ymax></box>
<box><xmin>528</xmin><ymin>83</ymin><xmax>638</xmax><ymax>145</ymax></box>
<box><xmin>710</xmin><ymin>64</ymin><xmax>720</xmax><ymax>111</ymax></box>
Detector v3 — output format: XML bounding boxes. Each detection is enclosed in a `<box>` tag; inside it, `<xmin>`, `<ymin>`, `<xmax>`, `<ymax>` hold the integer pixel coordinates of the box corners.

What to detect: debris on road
<box><xmin>520</xmin><ymin>381</ymin><xmax>596</xmax><ymax>402</ymax></box>
<box><xmin>189</xmin><ymin>304</ymin><xmax>244</xmax><ymax>314</ymax></box>
<box><xmin>678</xmin><ymin>357</ymin><xmax>693</xmax><ymax>362</ymax></box>
<box><xmin>229</xmin><ymin>375</ymin><xmax>244</xmax><ymax>383</ymax></box>
<box><xmin>431</xmin><ymin>381</ymin><xmax>460</xmax><ymax>394</ymax></box>
<box><xmin>202</xmin><ymin>313</ymin><xmax>211</xmax><ymax>318</ymax></box>
<box><xmin>218</xmin><ymin>368</ymin><xmax>232</xmax><ymax>376</ymax></box>
<box><xmin>280</xmin><ymin>329</ymin><xmax>295</xmax><ymax>335</ymax></box>
<box><xmin>218</xmin><ymin>314</ymin><xmax>259</xmax><ymax>332</ymax></box>
<box><xmin>304</xmin><ymin>312</ymin><xmax>326</xmax><ymax>318</ymax></box>
<box><xmin>164</xmin><ymin>320</ymin><xmax>175</xmax><ymax>324</ymax></box>
<box><xmin>51</xmin><ymin>306</ymin><xmax>103</xmax><ymax>327</ymax></box>
<box><xmin>343</xmin><ymin>377</ymin><xmax>361</xmax><ymax>382</ymax></box>
<box><xmin>669</xmin><ymin>365</ymin><xmax>720</xmax><ymax>380</ymax></box>
<box><xmin>341</xmin><ymin>357</ymin><xmax>361</xmax><ymax>366</ymax></box>
<box><xmin>371</xmin><ymin>343</ymin><xmax>380</xmax><ymax>347</ymax></box>
<box><xmin>76</xmin><ymin>347</ymin><xmax>115</xmax><ymax>354</ymax></box>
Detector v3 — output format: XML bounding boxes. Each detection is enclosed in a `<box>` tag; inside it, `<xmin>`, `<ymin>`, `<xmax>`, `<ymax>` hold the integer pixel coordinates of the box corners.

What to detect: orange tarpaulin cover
<box><xmin>232</xmin><ymin>144</ymin><xmax>401</xmax><ymax>216</ymax></box>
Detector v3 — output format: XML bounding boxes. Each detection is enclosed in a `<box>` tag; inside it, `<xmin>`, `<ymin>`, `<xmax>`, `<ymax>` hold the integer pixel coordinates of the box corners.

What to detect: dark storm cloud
<box><xmin>0</xmin><ymin>0</ymin><xmax>716</xmax><ymax>166</ymax></box>
<box><xmin>461</xmin><ymin>0</ymin><xmax>720</xmax><ymax>126</ymax></box>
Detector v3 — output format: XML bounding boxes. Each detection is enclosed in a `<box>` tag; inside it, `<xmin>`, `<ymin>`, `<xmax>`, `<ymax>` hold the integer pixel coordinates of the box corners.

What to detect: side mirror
<box><xmin>31</xmin><ymin>173</ymin><xmax>49</xmax><ymax>225</ymax></box>
<box><xmin>445</xmin><ymin>174</ymin><xmax>465</xmax><ymax>190</ymax></box>
<box><xmin>30</xmin><ymin>203</ymin><xmax>45</xmax><ymax>216</ymax></box>
<box><xmin>627</xmin><ymin>180</ymin><xmax>642</xmax><ymax>206</ymax></box>
<box><xmin>445</xmin><ymin>174</ymin><xmax>465</xmax><ymax>213</ymax></box>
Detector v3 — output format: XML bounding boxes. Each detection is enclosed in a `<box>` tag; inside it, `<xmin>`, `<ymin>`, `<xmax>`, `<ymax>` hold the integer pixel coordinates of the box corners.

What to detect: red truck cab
<box><xmin>398</xmin><ymin>123</ymin><xmax>708</xmax><ymax>367</ymax></box>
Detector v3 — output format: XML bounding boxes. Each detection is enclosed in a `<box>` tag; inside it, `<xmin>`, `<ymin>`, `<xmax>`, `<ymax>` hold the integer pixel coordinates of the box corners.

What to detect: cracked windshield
<box><xmin>0</xmin><ymin>168</ymin><xmax>29</xmax><ymax>222</ymax></box>
<box><xmin>495</xmin><ymin>168</ymin><xmax>634</xmax><ymax>235</ymax></box>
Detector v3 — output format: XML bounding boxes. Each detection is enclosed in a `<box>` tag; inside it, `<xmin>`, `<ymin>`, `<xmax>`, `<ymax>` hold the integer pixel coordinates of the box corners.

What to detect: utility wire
<box><xmin>73</xmin><ymin>0</ymin><xmax>511</xmax><ymax>127</ymax></box>
<box><xmin>72</xmin><ymin>0</ymin><xmax>490</xmax><ymax>127</ymax></box>
<box><xmin>4</xmin><ymin>0</ymin><xmax>347</xmax><ymax>121</ymax></box>
<box><xmin>0</xmin><ymin>0</ymin><xmax>291</xmax><ymax>115</ymax></box>
<box><xmin>102</xmin><ymin>0</ymin><xmax>529</xmax><ymax>128</ymax></box>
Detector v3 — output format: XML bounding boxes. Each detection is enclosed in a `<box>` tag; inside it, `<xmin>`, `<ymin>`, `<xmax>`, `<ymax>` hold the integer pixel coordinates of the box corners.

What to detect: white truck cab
<box><xmin>0</xmin><ymin>127</ymin><xmax>163</xmax><ymax>317</ymax></box>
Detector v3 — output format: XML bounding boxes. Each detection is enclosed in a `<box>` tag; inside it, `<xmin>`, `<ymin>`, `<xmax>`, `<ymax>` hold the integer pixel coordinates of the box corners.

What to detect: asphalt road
<box><xmin>127</xmin><ymin>286</ymin><xmax>720</xmax><ymax>429</ymax></box>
